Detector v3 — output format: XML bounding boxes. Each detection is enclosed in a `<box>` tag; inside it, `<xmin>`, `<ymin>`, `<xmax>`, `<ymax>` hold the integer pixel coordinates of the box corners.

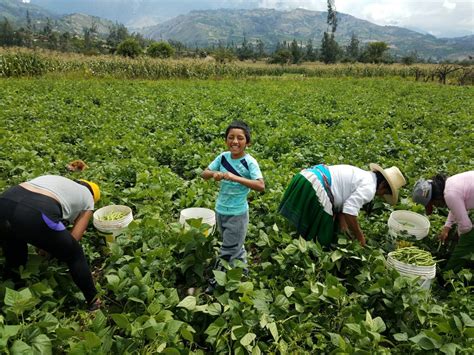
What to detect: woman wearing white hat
<box><xmin>279</xmin><ymin>163</ymin><xmax>406</xmax><ymax>247</ymax></box>
<box><xmin>412</xmin><ymin>171</ymin><xmax>474</xmax><ymax>270</ymax></box>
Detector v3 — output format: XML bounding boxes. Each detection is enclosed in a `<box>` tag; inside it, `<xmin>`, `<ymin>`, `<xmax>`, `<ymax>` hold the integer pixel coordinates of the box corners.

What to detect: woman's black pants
<box><xmin>0</xmin><ymin>186</ymin><xmax>97</xmax><ymax>304</ymax></box>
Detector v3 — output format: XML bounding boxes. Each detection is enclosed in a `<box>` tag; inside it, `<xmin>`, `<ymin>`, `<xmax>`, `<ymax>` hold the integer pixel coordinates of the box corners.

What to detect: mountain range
<box><xmin>141</xmin><ymin>8</ymin><xmax>473</xmax><ymax>61</ymax></box>
<box><xmin>2</xmin><ymin>1</ymin><xmax>472</xmax><ymax>61</ymax></box>
<box><xmin>0</xmin><ymin>0</ymin><xmax>115</xmax><ymax>36</ymax></box>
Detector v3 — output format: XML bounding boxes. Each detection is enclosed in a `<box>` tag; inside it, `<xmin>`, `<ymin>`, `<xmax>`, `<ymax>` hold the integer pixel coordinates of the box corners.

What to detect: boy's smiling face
<box><xmin>226</xmin><ymin>128</ymin><xmax>248</xmax><ymax>159</ymax></box>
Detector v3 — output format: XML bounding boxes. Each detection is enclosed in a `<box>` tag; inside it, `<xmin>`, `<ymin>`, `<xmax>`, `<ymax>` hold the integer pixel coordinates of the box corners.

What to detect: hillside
<box><xmin>141</xmin><ymin>8</ymin><xmax>473</xmax><ymax>61</ymax></box>
<box><xmin>0</xmin><ymin>0</ymin><xmax>114</xmax><ymax>37</ymax></box>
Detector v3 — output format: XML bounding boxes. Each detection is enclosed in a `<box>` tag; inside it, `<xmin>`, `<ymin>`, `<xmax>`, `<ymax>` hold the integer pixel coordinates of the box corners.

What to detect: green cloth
<box><xmin>278</xmin><ymin>173</ymin><xmax>335</xmax><ymax>246</ymax></box>
<box><xmin>445</xmin><ymin>229</ymin><xmax>474</xmax><ymax>271</ymax></box>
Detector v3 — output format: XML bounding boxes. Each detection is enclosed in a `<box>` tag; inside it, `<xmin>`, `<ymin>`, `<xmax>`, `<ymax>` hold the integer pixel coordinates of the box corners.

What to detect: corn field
<box><xmin>0</xmin><ymin>48</ymin><xmax>472</xmax><ymax>84</ymax></box>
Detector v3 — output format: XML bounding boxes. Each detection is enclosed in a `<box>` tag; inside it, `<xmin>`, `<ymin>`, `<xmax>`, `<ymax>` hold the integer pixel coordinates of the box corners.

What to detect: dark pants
<box><xmin>445</xmin><ymin>229</ymin><xmax>474</xmax><ymax>272</ymax></box>
<box><xmin>0</xmin><ymin>186</ymin><xmax>97</xmax><ymax>303</ymax></box>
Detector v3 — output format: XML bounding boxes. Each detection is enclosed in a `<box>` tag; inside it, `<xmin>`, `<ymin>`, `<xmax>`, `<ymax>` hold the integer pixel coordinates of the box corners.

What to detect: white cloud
<box><xmin>442</xmin><ymin>0</ymin><xmax>457</xmax><ymax>10</ymax></box>
<box><xmin>251</xmin><ymin>0</ymin><xmax>473</xmax><ymax>37</ymax></box>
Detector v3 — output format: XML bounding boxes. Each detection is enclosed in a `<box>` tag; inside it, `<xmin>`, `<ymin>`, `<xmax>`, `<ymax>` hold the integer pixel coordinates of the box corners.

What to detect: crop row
<box><xmin>0</xmin><ymin>48</ymin><xmax>473</xmax><ymax>84</ymax></box>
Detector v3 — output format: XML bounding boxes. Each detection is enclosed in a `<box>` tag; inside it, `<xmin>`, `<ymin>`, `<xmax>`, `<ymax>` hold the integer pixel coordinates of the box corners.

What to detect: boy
<box><xmin>201</xmin><ymin>120</ymin><xmax>265</xmax><ymax>292</ymax></box>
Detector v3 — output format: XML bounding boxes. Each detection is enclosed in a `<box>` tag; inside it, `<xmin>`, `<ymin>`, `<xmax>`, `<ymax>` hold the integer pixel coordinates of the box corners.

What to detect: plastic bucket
<box><xmin>388</xmin><ymin>210</ymin><xmax>430</xmax><ymax>240</ymax></box>
<box><xmin>179</xmin><ymin>208</ymin><xmax>216</xmax><ymax>236</ymax></box>
<box><xmin>387</xmin><ymin>252</ymin><xmax>436</xmax><ymax>289</ymax></box>
<box><xmin>93</xmin><ymin>205</ymin><xmax>133</xmax><ymax>242</ymax></box>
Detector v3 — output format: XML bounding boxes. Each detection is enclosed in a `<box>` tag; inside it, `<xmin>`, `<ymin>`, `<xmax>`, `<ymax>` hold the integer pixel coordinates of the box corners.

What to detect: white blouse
<box><xmin>327</xmin><ymin>165</ymin><xmax>377</xmax><ymax>216</ymax></box>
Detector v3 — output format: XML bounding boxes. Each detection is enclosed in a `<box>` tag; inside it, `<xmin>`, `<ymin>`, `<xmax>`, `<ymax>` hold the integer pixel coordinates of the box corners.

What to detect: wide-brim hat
<box><xmin>369</xmin><ymin>163</ymin><xmax>406</xmax><ymax>205</ymax></box>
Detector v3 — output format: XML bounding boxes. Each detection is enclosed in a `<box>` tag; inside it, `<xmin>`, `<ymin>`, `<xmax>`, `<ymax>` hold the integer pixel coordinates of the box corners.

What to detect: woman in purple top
<box><xmin>413</xmin><ymin>171</ymin><xmax>474</xmax><ymax>270</ymax></box>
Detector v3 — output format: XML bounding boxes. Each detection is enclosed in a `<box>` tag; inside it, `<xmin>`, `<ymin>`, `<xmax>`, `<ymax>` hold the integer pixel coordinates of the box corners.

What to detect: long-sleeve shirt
<box><xmin>444</xmin><ymin>171</ymin><xmax>474</xmax><ymax>235</ymax></box>
<box><xmin>328</xmin><ymin>165</ymin><xmax>377</xmax><ymax>216</ymax></box>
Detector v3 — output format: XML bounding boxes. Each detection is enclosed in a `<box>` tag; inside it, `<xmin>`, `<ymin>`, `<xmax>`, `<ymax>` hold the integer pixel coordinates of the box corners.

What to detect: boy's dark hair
<box><xmin>225</xmin><ymin>120</ymin><xmax>251</xmax><ymax>143</ymax></box>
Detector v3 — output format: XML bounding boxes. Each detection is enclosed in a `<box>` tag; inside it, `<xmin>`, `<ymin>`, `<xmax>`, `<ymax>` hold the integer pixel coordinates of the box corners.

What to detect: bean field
<box><xmin>0</xmin><ymin>76</ymin><xmax>473</xmax><ymax>354</ymax></box>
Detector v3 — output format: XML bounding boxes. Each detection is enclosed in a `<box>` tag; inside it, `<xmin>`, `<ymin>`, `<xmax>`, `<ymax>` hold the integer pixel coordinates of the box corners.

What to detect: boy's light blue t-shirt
<box><xmin>208</xmin><ymin>151</ymin><xmax>263</xmax><ymax>216</ymax></box>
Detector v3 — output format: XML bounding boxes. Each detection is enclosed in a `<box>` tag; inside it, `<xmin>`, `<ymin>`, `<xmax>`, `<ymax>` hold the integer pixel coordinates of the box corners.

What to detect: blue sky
<box><xmin>27</xmin><ymin>0</ymin><xmax>474</xmax><ymax>38</ymax></box>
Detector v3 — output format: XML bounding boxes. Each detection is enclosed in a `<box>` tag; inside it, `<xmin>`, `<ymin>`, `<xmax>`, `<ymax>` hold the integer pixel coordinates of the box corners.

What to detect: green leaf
<box><xmin>297</xmin><ymin>237</ymin><xmax>307</xmax><ymax>252</ymax></box>
<box><xmin>181</xmin><ymin>327</ymin><xmax>194</xmax><ymax>342</ymax></box>
<box><xmin>238</xmin><ymin>281</ymin><xmax>254</xmax><ymax>294</ymax></box>
<box><xmin>345</xmin><ymin>323</ymin><xmax>361</xmax><ymax>335</ymax></box>
<box><xmin>371</xmin><ymin>317</ymin><xmax>386</xmax><ymax>333</ymax></box>
<box><xmin>31</xmin><ymin>334</ymin><xmax>51</xmax><ymax>355</ymax></box>
<box><xmin>82</xmin><ymin>332</ymin><xmax>101</xmax><ymax>349</ymax></box>
<box><xmin>240</xmin><ymin>333</ymin><xmax>256</xmax><ymax>347</ymax></box>
<box><xmin>231</xmin><ymin>326</ymin><xmax>247</xmax><ymax>341</ymax></box>
<box><xmin>331</xmin><ymin>250</ymin><xmax>343</xmax><ymax>262</ymax></box>
<box><xmin>10</xmin><ymin>340</ymin><xmax>31</xmax><ymax>355</ymax></box>
<box><xmin>105</xmin><ymin>274</ymin><xmax>120</xmax><ymax>288</ymax></box>
<box><xmin>284</xmin><ymin>286</ymin><xmax>295</xmax><ymax>298</ymax></box>
<box><xmin>227</xmin><ymin>268</ymin><xmax>243</xmax><ymax>281</ymax></box>
<box><xmin>213</xmin><ymin>270</ymin><xmax>227</xmax><ymax>286</ymax></box>
<box><xmin>329</xmin><ymin>333</ymin><xmax>346</xmax><ymax>350</ymax></box>
<box><xmin>267</xmin><ymin>322</ymin><xmax>279</xmax><ymax>341</ymax></box>
<box><xmin>2</xmin><ymin>325</ymin><xmax>21</xmax><ymax>338</ymax></box>
<box><xmin>440</xmin><ymin>343</ymin><xmax>459</xmax><ymax>355</ymax></box>
<box><xmin>111</xmin><ymin>314</ymin><xmax>131</xmax><ymax>331</ymax></box>
<box><xmin>4</xmin><ymin>288</ymin><xmax>38</xmax><ymax>314</ymax></box>
<box><xmin>394</xmin><ymin>333</ymin><xmax>408</xmax><ymax>341</ymax></box>
<box><xmin>284</xmin><ymin>244</ymin><xmax>298</xmax><ymax>255</ymax></box>
<box><xmin>207</xmin><ymin>303</ymin><xmax>222</xmax><ymax>316</ymax></box>
<box><xmin>177</xmin><ymin>296</ymin><xmax>196</xmax><ymax>311</ymax></box>
<box><xmin>409</xmin><ymin>333</ymin><xmax>437</xmax><ymax>350</ymax></box>
<box><xmin>461</xmin><ymin>312</ymin><xmax>474</xmax><ymax>327</ymax></box>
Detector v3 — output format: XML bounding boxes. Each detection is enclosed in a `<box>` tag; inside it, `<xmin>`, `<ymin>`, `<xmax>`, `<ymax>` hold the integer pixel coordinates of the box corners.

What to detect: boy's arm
<box><xmin>201</xmin><ymin>168</ymin><xmax>224</xmax><ymax>181</ymax></box>
<box><xmin>224</xmin><ymin>172</ymin><xmax>265</xmax><ymax>192</ymax></box>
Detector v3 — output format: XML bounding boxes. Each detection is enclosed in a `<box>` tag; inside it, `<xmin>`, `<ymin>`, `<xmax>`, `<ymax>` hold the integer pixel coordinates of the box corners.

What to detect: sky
<box><xmin>26</xmin><ymin>0</ymin><xmax>474</xmax><ymax>38</ymax></box>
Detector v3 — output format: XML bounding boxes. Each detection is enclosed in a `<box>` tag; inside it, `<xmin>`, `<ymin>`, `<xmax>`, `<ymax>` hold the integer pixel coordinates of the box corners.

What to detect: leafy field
<box><xmin>0</xmin><ymin>77</ymin><xmax>473</xmax><ymax>354</ymax></box>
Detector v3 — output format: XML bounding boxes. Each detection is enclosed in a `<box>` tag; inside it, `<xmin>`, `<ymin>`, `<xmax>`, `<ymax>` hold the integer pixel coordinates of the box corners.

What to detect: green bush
<box><xmin>147</xmin><ymin>42</ymin><xmax>175</xmax><ymax>58</ymax></box>
<box><xmin>116</xmin><ymin>38</ymin><xmax>142</xmax><ymax>58</ymax></box>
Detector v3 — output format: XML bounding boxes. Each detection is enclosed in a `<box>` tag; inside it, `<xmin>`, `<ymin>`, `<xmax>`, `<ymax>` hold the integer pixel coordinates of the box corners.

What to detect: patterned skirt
<box><xmin>278</xmin><ymin>170</ymin><xmax>335</xmax><ymax>246</ymax></box>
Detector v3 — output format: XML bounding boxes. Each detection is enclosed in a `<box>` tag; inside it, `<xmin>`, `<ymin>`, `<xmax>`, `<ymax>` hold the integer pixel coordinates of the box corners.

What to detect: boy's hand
<box><xmin>223</xmin><ymin>172</ymin><xmax>238</xmax><ymax>182</ymax></box>
<box><xmin>213</xmin><ymin>172</ymin><xmax>224</xmax><ymax>181</ymax></box>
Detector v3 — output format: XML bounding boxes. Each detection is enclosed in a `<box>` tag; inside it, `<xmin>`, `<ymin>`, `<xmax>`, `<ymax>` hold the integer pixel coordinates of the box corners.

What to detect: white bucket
<box><xmin>387</xmin><ymin>252</ymin><xmax>436</xmax><ymax>289</ymax></box>
<box><xmin>388</xmin><ymin>210</ymin><xmax>430</xmax><ymax>240</ymax></box>
<box><xmin>179</xmin><ymin>208</ymin><xmax>216</xmax><ymax>236</ymax></box>
<box><xmin>93</xmin><ymin>205</ymin><xmax>133</xmax><ymax>241</ymax></box>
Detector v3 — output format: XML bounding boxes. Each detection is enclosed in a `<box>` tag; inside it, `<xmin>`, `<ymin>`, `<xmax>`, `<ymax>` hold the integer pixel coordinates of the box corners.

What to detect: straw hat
<box><xmin>369</xmin><ymin>163</ymin><xmax>406</xmax><ymax>205</ymax></box>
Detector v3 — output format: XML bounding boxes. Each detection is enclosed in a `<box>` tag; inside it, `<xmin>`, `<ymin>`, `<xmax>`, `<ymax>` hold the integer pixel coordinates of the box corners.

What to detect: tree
<box><xmin>346</xmin><ymin>33</ymin><xmax>359</xmax><ymax>62</ymax></box>
<box><xmin>290</xmin><ymin>39</ymin><xmax>303</xmax><ymax>64</ymax></box>
<box><xmin>320</xmin><ymin>0</ymin><xmax>339</xmax><ymax>64</ymax></box>
<box><xmin>0</xmin><ymin>18</ymin><xmax>15</xmax><ymax>46</ymax></box>
<box><xmin>268</xmin><ymin>48</ymin><xmax>292</xmax><ymax>65</ymax></box>
<box><xmin>212</xmin><ymin>47</ymin><xmax>235</xmax><ymax>64</ymax></box>
<box><xmin>364</xmin><ymin>41</ymin><xmax>389</xmax><ymax>63</ymax></box>
<box><xmin>327</xmin><ymin>0</ymin><xmax>338</xmax><ymax>33</ymax></box>
<box><xmin>116</xmin><ymin>38</ymin><xmax>142</xmax><ymax>58</ymax></box>
<box><xmin>59</xmin><ymin>32</ymin><xmax>72</xmax><ymax>52</ymax></box>
<box><xmin>236</xmin><ymin>36</ymin><xmax>254</xmax><ymax>61</ymax></box>
<box><xmin>168</xmin><ymin>39</ymin><xmax>186</xmax><ymax>57</ymax></box>
<box><xmin>401</xmin><ymin>51</ymin><xmax>418</xmax><ymax>65</ymax></box>
<box><xmin>305</xmin><ymin>39</ymin><xmax>317</xmax><ymax>62</ymax></box>
<box><xmin>255</xmin><ymin>39</ymin><xmax>265</xmax><ymax>59</ymax></box>
<box><xmin>107</xmin><ymin>23</ymin><xmax>129</xmax><ymax>52</ymax></box>
<box><xmin>147</xmin><ymin>41</ymin><xmax>175</xmax><ymax>58</ymax></box>
<box><xmin>320</xmin><ymin>32</ymin><xmax>340</xmax><ymax>64</ymax></box>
